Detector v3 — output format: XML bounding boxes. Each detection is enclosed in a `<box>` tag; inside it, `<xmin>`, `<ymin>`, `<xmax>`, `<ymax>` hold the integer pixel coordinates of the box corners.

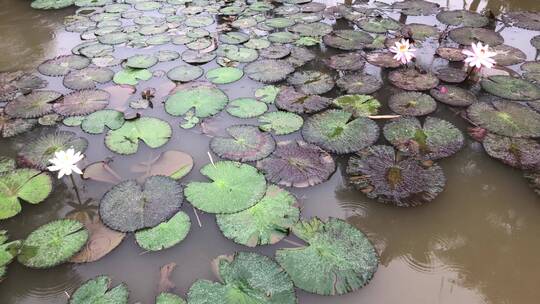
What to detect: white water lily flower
<box><xmin>389</xmin><ymin>39</ymin><xmax>416</xmax><ymax>64</ymax></box>
<box><xmin>47</xmin><ymin>148</ymin><xmax>84</xmax><ymax>179</ymax></box>
<box><xmin>462</xmin><ymin>42</ymin><xmax>497</xmax><ymax>69</ymax></box>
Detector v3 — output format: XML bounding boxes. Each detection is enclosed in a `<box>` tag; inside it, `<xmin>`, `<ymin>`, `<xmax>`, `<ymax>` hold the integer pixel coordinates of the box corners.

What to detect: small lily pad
<box><xmin>449</xmin><ymin>27</ymin><xmax>504</xmax><ymax>46</ymax></box>
<box><xmin>63</xmin><ymin>67</ymin><xmax>114</xmax><ymax>90</ymax></box>
<box><xmin>336</xmin><ymin>74</ymin><xmax>382</xmax><ymax>94</ymax></box>
<box><xmin>391</xmin><ymin>0</ymin><xmax>440</xmax><ymax>16</ymax></box>
<box><xmin>436</xmin><ymin>10</ymin><xmax>488</xmax><ymax>27</ymax></box>
<box><xmin>435</xmin><ymin>67</ymin><xmax>467</xmax><ymax>83</ymax></box>
<box><xmin>436</xmin><ymin>47</ymin><xmax>467</xmax><ymax>61</ymax></box>
<box><xmin>275</xmin><ymin>86</ymin><xmax>332</xmax><ymax>114</ymax></box>
<box><xmin>206</xmin><ymin>67</ymin><xmax>243</xmax><ymax>84</ymax></box>
<box><xmin>401</xmin><ymin>23</ymin><xmax>438</xmax><ymax>40</ymax></box>
<box><xmin>113</xmin><ymin>68</ymin><xmax>152</xmax><ymax>85</ymax></box>
<box><xmin>365</xmin><ymin>52</ymin><xmax>402</xmax><ymax>68</ymax></box>
<box><xmin>70</xmin><ymin>276</ymin><xmax>128</xmax><ymax>304</ymax></box>
<box><xmin>38</xmin><ymin>55</ymin><xmax>90</xmax><ymax>77</ymax></box>
<box><xmin>481</xmin><ymin>75</ymin><xmax>540</xmax><ymax>101</ymax></box>
<box><xmin>81</xmin><ymin>109</ymin><xmax>125</xmax><ymax>134</ymax></box>
<box><xmin>245</xmin><ymin>60</ymin><xmax>295</xmax><ymax>83</ymax></box>
<box><xmin>4</xmin><ymin>90</ymin><xmax>62</xmax><ymax>119</ymax></box>
<box><xmin>287</xmin><ymin>71</ymin><xmax>335</xmax><ymax>95</ymax></box>
<box><xmin>181</xmin><ymin>50</ymin><xmax>216</xmax><ymax>64</ymax></box>
<box><xmin>324</xmin><ymin>52</ymin><xmax>365</xmax><ymax>71</ymax></box>
<box><xmin>258</xmin><ymin>111</ymin><xmax>303</xmax><ymax>135</ymax></box>
<box><xmin>226</xmin><ymin>98</ymin><xmax>268</xmax><ymax>118</ymax></box>
<box><xmin>105</xmin><ymin>117</ymin><xmax>172</xmax><ymax>155</ymax></box>
<box><xmin>210</xmin><ymin>125</ymin><xmax>275</xmax><ymax>162</ymax></box>
<box><xmin>126</xmin><ymin>54</ymin><xmax>159</xmax><ymax>69</ymax></box>
<box><xmin>333</xmin><ymin>94</ymin><xmax>381</xmax><ymax>117</ymax></box>
<box><xmin>165</xmin><ymin>84</ymin><xmax>228</xmax><ymax>118</ymax></box>
<box><xmin>167</xmin><ymin>65</ymin><xmax>204</xmax><ymax>82</ymax></box>
<box><xmin>430</xmin><ymin>85</ymin><xmax>477</xmax><ymax>106</ymax></box>
<box><xmin>323</xmin><ymin>30</ymin><xmax>373</xmax><ymax>50</ymax></box>
<box><xmin>255</xmin><ymin>85</ymin><xmax>280</xmax><ymax>104</ymax></box>
<box><xmin>483</xmin><ymin>133</ymin><xmax>540</xmax><ymax>170</ymax></box>
<box><xmin>389</xmin><ymin>69</ymin><xmax>439</xmax><ymax>91</ymax></box>
<box><xmin>135</xmin><ymin>211</ymin><xmax>190</xmax><ymax>251</ymax></box>
<box><xmin>388</xmin><ymin>91</ymin><xmax>436</xmax><ymax>116</ymax></box>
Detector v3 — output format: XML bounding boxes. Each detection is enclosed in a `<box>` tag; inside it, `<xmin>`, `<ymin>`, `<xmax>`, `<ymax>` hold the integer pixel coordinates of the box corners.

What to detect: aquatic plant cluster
<box><xmin>1</xmin><ymin>0</ymin><xmax>540</xmax><ymax>302</ymax></box>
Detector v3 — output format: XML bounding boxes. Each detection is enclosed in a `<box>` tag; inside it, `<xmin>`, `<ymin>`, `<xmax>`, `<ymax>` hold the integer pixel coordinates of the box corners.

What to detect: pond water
<box><xmin>0</xmin><ymin>0</ymin><xmax>539</xmax><ymax>303</ymax></box>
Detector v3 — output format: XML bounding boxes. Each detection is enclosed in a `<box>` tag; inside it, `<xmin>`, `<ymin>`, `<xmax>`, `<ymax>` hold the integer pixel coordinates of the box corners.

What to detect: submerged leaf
<box><xmin>131</xmin><ymin>150</ymin><xmax>194</xmax><ymax>180</ymax></box>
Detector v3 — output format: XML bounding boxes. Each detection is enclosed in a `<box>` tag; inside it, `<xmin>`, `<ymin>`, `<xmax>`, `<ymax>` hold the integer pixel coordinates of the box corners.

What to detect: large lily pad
<box><xmin>81</xmin><ymin>109</ymin><xmax>124</xmax><ymax>134</ymax></box>
<box><xmin>53</xmin><ymin>89</ymin><xmax>110</xmax><ymax>116</ymax></box>
<box><xmin>216</xmin><ymin>185</ymin><xmax>299</xmax><ymax>247</ymax></box>
<box><xmin>185</xmin><ymin>161</ymin><xmax>267</xmax><ymax>214</ymax></box>
<box><xmin>290</xmin><ymin>22</ymin><xmax>332</xmax><ymax>37</ymax></box>
<box><xmin>491</xmin><ymin>44</ymin><xmax>526</xmax><ymax>66</ymax></box>
<box><xmin>135</xmin><ymin>211</ymin><xmax>190</xmax><ymax>251</ymax></box>
<box><xmin>18</xmin><ymin>131</ymin><xmax>88</xmax><ymax>170</ymax></box>
<box><xmin>226</xmin><ymin>98</ymin><xmax>268</xmax><ymax>118</ymax></box>
<box><xmin>436</xmin><ymin>10</ymin><xmax>488</xmax><ymax>27</ymax></box>
<box><xmin>333</xmin><ymin>94</ymin><xmax>381</xmax><ymax>117</ymax></box>
<box><xmin>244</xmin><ymin>60</ymin><xmax>295</xmax><ymax>83</ymax></box>
<box><xmin>4</xmin><ymin>90</ymin><xmax>62</xmax><ymax>119</ymax></box>
<box><xmin>287</xmin><ymin>71</ymin><xmax>334</xmax><ymax>95</ymax></box>
<box><xmin>323</xmin><ymin>30</ymin><xmax>373</xmax><ymax>50</ymax></box>
<box><xmin>480</xmin><ymin>75</ymin><xmax>540</xmax><ymax>101</ymax></box>
<box><xmin>467</xmin><ymin>101</ymin><xmax>540</xmax><ymax>138</ymax></box>
<box><xmin>434</xmin><ymin>67</ymin><xmax>467</xmax><ymax>83</ymax></box>
<box><xmin>0</xmin><ymin>231</ymin><xmax>21</xmax><ymax>281</ymax></box>
<box><xmin>165</xmin><ymin>84</ymin><xmax>228</xmax><ymax>118</ymax></box>
<box><xmin>389</xmin><ymin>69</ymin><xmax>439</xmax><ymax>91</ymax></box>
<box><xmin>210</xmin><ymin>125</ymin><xmax>275</xmax><ymax>162</ymax></box>
<box><xmin>167</xmin><ymin>65</ymin><xmax>204</xmax><ymax>82</ymax></box>
<box><xmin>483</xmin><ymin>133</ymin><xmax>540</xmax><ymax>170</ymax></box>
<box><xmin>17</xmin><ymin>219</ymin><xmax>88</xmax><ymax>268</ymax></box>
<box><xmin>324</xmin><ymin>52</ymin><xmax>365</xmax><ymax>71</ymax></box>
<box><xmin>0</xmin><ymin>114</ymin><xmax>35</xmax><ymax>138</ymax></box>
<box><xmin>275</xmin><ymin>217</ymin><xmax>378</xmax><ymax>295</ymax></box>
<box><xmin>430</xmin><ymin>85</ymin><xmax>477</xmax><ymax>106</ymax></box>
<box><xmin>257</xmin><ymin>140</ymin><xmax>335</xmax><ymax>188</ymax></box>
<box><xmin>126</xmin><ymin>54</ymin><xmax>158</xmax><ymax>69</ymax></box>
<box><xmin>157</xmin><ymin>293</ymin><xmax>186</xmax><ymax>304</ymax></box>
<box><xmin>347</xmin><ymin>145</ymin><xmax>446</xmax><ymax>206</ymax></box>
<box><xmin>206</xmin><ymin>67</ymin><xmax>243</xmax><ymax>84</ymax></box>
<box><xmin>449</xmin><ymin>27</ymin><xmax>504</xmax><ymax>46</ymax></box>
<box><xmin>391</xmin><ymin>0</ymin><xmax>439</xmax><ymax>16</ymax></box>
<box><xmin>105</xmin><ymin>117</ymin><xmax>172</xmax><ymax>155</ymax></box>
<box><xmin>383</xmin><ymin>116</ymin><xmax>464</xmax><ymax>160</ymax></box>
<box><xmin>388</xmin><ymin>91</ymin><xmax>436</xmax><ymax>116</ymax></box>
<box><xmin>401</xmin><ymin>23</ymin><xmax>438</xmax><ymax>40</ymax></box>
<box><xmin>63</xmin><ymin>67</ymin><xmax>114</xmax><ymax>90</ymax></box>
<box><xmin>258</xmin><ymin>111</ymin><xmax>303</xmax><ymax>135</ymax></box>
<box><xmin>0</xmin><ymin>72</ymin><xmax>47</xmax><ymax>102</ymax></box>
<box><xmin>113</xmin><ymin>68</ymin><xmax>152</xmax><ymax>85</ymax></box>
<box><xmin>38</xmin><ymin>55</ymin><xmax>90</xmax><ymax>77</ymax></box>
<box><xmin>275</xmin><ymin>86</ymin><xmax>332</xmax><ymax>114</ymax></box>
<box><xmin>0</xmin><ymin>168</ymin><xmax>52</xmax><ymax>220</ymax></box>
<box><xmin>302</xmin><ymin>109</ymin><xmax>379</xmax><ymax>154</ymax></box>
<box><xmin>507</xmin><ymin>11</ymin><xmax>540</xmax><ymax>31</ymax></box>
<box><xmin>100</xmin><ymin>176</ymin><xmax>183</xmax><ymax>232</ymax></box>
<box><xmin>70</xmin><ymin>275</ymin><xmax>128</xmax><ymax>304</ymax></box>
<box><xmin>336</xmin><ymin>74</ymin><xmax>382</xmax><ymax>94</ymax></box>
<box><xmin>187</xmin><ymin>252</ymin><xmax>296</xmax><ymax>304</ymax></box>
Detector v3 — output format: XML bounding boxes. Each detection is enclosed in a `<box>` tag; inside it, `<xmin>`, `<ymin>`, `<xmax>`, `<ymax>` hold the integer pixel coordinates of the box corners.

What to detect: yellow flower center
<box><xmin>399</xmin><ymin>45</ymin><xmax>407</xmax><ymax>52</ymax></box>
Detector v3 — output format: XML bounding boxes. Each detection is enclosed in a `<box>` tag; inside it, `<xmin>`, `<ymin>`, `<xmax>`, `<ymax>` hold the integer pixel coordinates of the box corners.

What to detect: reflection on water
<box><xmin>0</xmin><ymin>0</ymin><xmax>539</xmax><ymax>304</ymax></box>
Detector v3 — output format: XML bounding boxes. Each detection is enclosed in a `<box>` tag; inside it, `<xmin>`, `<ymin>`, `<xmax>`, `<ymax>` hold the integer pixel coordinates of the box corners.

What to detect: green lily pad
<box><xmin>388</xmin><ymin>91</ymin><xmax>436</xmax><ymax>116</ymax></box>
<box><xmin>255</xmin><ymin>85</ymin><xmax>280</xmax><ymax>104</ymax></box>
<box><xmin>165</xmin><ymin>84</ymin><xmax>228</xmax><ymax>118</ymax></box>
<box><xmin>113</xmin><ymin>68</ymin><xmax>152</xmax><ymax>85</ymax></box>
<box><xmin>38</xmin><ymin>55</ymin><xmax>90</xmax><ymax>77</ymax></box>
<box><xmin>276</xmin><ymin>217</ymin><xmax>378</xmax><ymax>295</ymax></box>
<box><xmin>18</xmin><ymin>131</ymin><xmax>88</xmax><ymax>170</ymax></box>
<box><xmin>347</xmin><ymin>145</ymin><xmax>446</xmax><ymax>206</ymax></box>
<box><xmin>336</xmin><ymin>74</ymin><xmax>382</xmax><ymax>94</ymax></box>
<box><xmin>31</xmin><ymin>0</ymin><xmax>75</xmax><ymax>9</ymax></box>
<box><xmin>244</xmin><ymin>38</ymin><xmax>271</xmax><ymax>50</ymax></box>
<box><xmin>257</xmin><ymin>140</ymin><xmax>335</xmax><ymax>188</ymax></box>
<box><xmin>4</xmin><ymin>90</ymin><xmax>62</xmax><ymax>119</ymax></box>
<box><xmin>483</xmin><ymin>133</ymin><xmax>540</xmax><ymax>170</ymax></box>
<box><xmin>126</xmin><ymin>54</ymin><xmax>159</xmax><ymax>69</ymax></box>
<box><xmin>185</xmin><ymin>15</ymin><xmax>214</xmax><ymax>27</ymax></box>
<box><xmin>187</xmin><ymin>252</ymin><xmax>296</xmax><ymax>304</ymax></box>
<box><xmin>218</xmin><ymin>45</ymin><xmax>259</xmax><ymax>63</ymax></box>
<box><xmin>481</xmin><ymin>75</ymin><xmax>540</xmax><ymax>101</ymax></box>
<box><xmin>0</xmin><ymin>168</ymin><xmax>52</xmax><ymax>220</ymax></box>
<box><xmin>467</xmin><ymin>101</ymin><xmax>540</xmax><ymax>138</ymax></box>
<box><xmin>79</xmin><ymin>43</ymin><xmax>114</xmax><ymax>58</ymax></box>
<box><xmin>17</xmin><ymin>219</ymin><xmax>88</xmax><ymax>268</ymax></box>
<box><xmin>81</xmin><ymin>109</ymin><xmax>125</xmax><ymax>134</ymax></box>
<box><xmin>522</xmin><ymin>61</ymin><xmax>540</xmax><ymax>84</ymax></box>
<box><xmin>226</xmin><ymin>98</ymin><xmax>268</xmax><ymax>118</ymax></box>
<box><xmin>210</xmin><ymin>125</ymin><xmax>275</xmax><ymax>162</ymax></box>
<box><xmin>401</xmin><ymin>23</ymin><xmax>438</xmax><ymax>40</ymax></box>
<box><xmin>216</xmin><ymin>185</ymin><xmax>299</xmax><ymax>247</ymax></box>
<box><xmin>275</xmin><ymin>86</ymin><xmax>332</xmax><ymax>114</ymax></box>
<box><xmin>206</xmin><ymin>67</ymin><xmax>243</xmax><ymax>84</ymax></box>
<box><xmin>358</xmin><ymin>17</ymin><xmax>401</xmax><ymax>33</ymax></box>
<box><xmin>63</xmin><ymin>67</ymin><xmax>114</xmax><ymax>90</ymax></box>
<box><xmin>268</xmin><ymin>32</ymin><xmax>300</xmax><ymax>44</ymax></box>
<box><xmin>265</xmin><ymin>17</ymin><xmax>296</xmax><ymax>28</ymax></box>
<box><xmin>302</xmin><ymin>109</ymin><xmax>379</xmax><ymax>154</ymax></box>
<box><xmin>391</xmin><ymin>0</ymin><xmax>440</xmax><ymax>16</ymax></box>
<box><xmin>430</xmin><ymin>85</ymin><xmax>477</xmax><ymax>106</ymax></box>
<box><xmin>156</xmin><ymin>293</ymin><xmax>186</xmax><ymax>304</ymax></box>
<box><xmin>389</xmin><ymin>69</ymin><xmax>439</xmax><ymax>91</ymax></box>
<box><xmin>287</xmin><ymin>71</ymin><xmax>334</xmax><ymax>95</ymax></box>
<box><xmin>70</xmin><ymin>275</ymin><xmax>128</xmax><ymax>304</ymax></box>
<box><xmin>219</xmin><ymin>32</ymin><xmax>250</xmax><ymax>44</ymax></box>
<box><xmin>491</xmin><ymin>44</ymin><xmax>527</xmax><ymax>66</ymax></box>
<box><xmin>135</xmin><ymin>211</ymin><xmax>190</xmax><ymax>251</ymax></box>
<box><xmin>167</xmin><ymin>65</ymin><xmax>204</xmax><ymax>82</ymax></box>
<box><xmin>383</xmin><ymin>116</ymin><xmax>464</xmax><ymax>160</ymax></box>
<box><xmin>507</xmin><ymin>11</ymin><xmax>540</xmax><ymax>31</ymax></box>
<box><xmin>449</xmin><ymin>27</ymin><xmax>504</xmax><ymax>46</ymax></box>
<box><xmin>0</xmin><ymin>158</ymin><xmax>15</xmax><ymax>174</ymax></box>
<box><xmin>324</xmin><ymin>52</ymin><xmax>365</xmax><ymax>71</ymax></box>
<box><xmin>323</xmin><ymin>30</ymin><xmax>373</xmax><ymax>50</ymax></box>
<box><xmin>185</xmin><ymin>161</ymin><xmax>267</xmax><ymax>214</ymax></box>
<box><xmin>333</xmin><ymin>94</ymin><xmax>381</xmax><ymax>117</ymax></box>
<box><xmin>258</xmin><ymin>111</ymin><xmax>303</xmax><ymax>135</ymax></box>
<box><xmin>245</xmin><ymin>60</ymin><xmax>295</xmax><ymax>83</ymax></box>
<box><xmin>100</xmin><ymin>176</ymin><xmax>183</xmax><ymax>232</ymax></box>
<box><xmin>436</xmin><ymin>10</ymin><xmax>488</xmax><ymax>27</ymax></box>
<box><xmin>53</xmin><ymin>89</ymin><xmax>110</xmax><ymax>116</ymax></box>
<box><xmin>105</xmin><ymin>117</ymin><xmax>172</xmax><ymax>155</ymax></box>
<box><xmin>290</xmin><ymin>22</ymin><xmax>332</xmax><ymax>37</ymax></box>
<box><xmin>0</xmin><ymin>230</ymin><xmax>21</xmax><ymax>281</ymax></box>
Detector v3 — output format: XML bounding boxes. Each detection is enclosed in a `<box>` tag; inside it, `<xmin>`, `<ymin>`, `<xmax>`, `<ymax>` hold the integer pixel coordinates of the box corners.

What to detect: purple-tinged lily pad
<box><xmin>483</xmin><ymin>133</ymin><xmax>540</xmax><ymax>170</ymax></box>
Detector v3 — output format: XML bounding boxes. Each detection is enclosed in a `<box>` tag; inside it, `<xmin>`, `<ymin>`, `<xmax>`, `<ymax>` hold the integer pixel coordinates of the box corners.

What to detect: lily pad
<box><xmin>260</xmin><ymin>45</ymin><xmax>290</xmax><ymax>59</ymax></box>
<box><xmin>323</xmin><ymin>30</ymin><xmax>373</xmax><ymax>50</ymax></box>
<box><xmin>483</xmin><ymin>133</ymin><xmax>540</xmax><ymax>170</ymax></box>
<box><xmin>287</xmin><ymin>71</ymin><xmax>335</xmax><ymax>95</ymax></box>
<box><xmin>383</xmin><ymin>116</ymin><xmax>464</xmax><ymax>160</ymax></box>
<box><xmin>4</xmin><ymin>90</ymin><xmax>62</xmax><ymax>119</ymax></box>
<box><xmin>38</xmin><ymin>55</ymin><xmax>90</xmax><ymax>77</ymax></box>
<box><xmin>53</xmin><ymin>89</ymin><xmax>110</xmax><ymax>116</ymax></box>
<box><xmin>401</xmin><ymin>23</ymin><xmax>438</xmax><ymax>40</ymax></box>
<box><xmin>257</xmin><ymin>140</ymin><xmax>335</xmax><ymax>188</ymax></box>
<box><xmin>0</xmin><ymin>231</ymin><xmax>20</xmax><ymax>281</ymax></box>
<box><xmin>507</xmin><ymin>11</ymin><xmax>540</xmax><ymax>31</ymax></box>
<box><xmin>63</xmin><ymin>67</ymin><xmax>114</xmax><ymax>90</ymax></box>
<box><xmin>81</xmin><ymin>109</ymin><xmax>124</xmax><ymax>134</ymax></box>
<box><xmin>182</xmin><ymin>50</ymin><xmax>217</xmax><ymax>64</ymax></box>
<box><xmin>275</xmin><ymin>86</ymin><xmax>331</xmax><ymax>114</ymax></box>
<box><xmin>324</xmin><ymin>52</ymin><xmax>365</xmax><ymax>71</ymax></box>
<box><xmin>100</xmin><ymin>176</ymin><xmax>183</xmax><ymax>232</ymax></box>
<box><xmin>245</xmin><ymin>60</ymin><xmax>295</xmax><ymax>83</ymax></box>
<box><xmin>70</xmin><ymin>275</ymin><xmax>128</xmax><ymax>304</ymax></box>
<box><xmin>255</xmin><ymin>85</ymin><xmax>280</xmax><ymax>104</ymax></box>
<box><xmin>389</xmin><ymin>69</ymin><xmax>439</xmax><ymax>91</ymax></box>
<box><xmin>336</xmin><ymin>74</ymin><xmax>382</xmax><ymax>95</ymax></box>
<box><xmin>185</xmin><ymin>161</ymin><xmax>267</xmax><ymax>214</ymax></box>
<box><xmin>358</xmin><ymin>17</ymin><xmax>401</xmax><ymax>33</ymax></box>
<box><xmin>125</xmin><ymin>54</ymin><xmax>158</xmax><ymax>69</ymax></box>
<box><xmin>467</xmin><ymin>101</ymin><xmax>540</xmax><ymax>138</ymax></box>
<box><xmin>165</xmin><ymin>84</ymin><xmax>228</xmax><ymax>118</ymax></box>
<box><xmin>365</xmin><ymin>52</ymin><xmax>402</xmax><ymax>68</ymax></box>
<box><xmin>31</xmin><ymin>0</ymin><xmax>75</xmax><ymax>10</ymax></box>
<box><xmin>481</xmin><ymin>75</ymin><xmax>540</xmax><ymax>101</ymax></box>
<box><xmin>491</xmin><ymin>44</ymin><xmax>527</xmax><ymax>66</ymax></box>
<box><xmin>216</xmin><ymin>185</ymin><xmax>299</xmax><ymax>247</ymax></box>
<box><xmin>391</xmin><ymin>0</ymin><xmax>439</xmax><ymax>16</ymax></box>
<box><xmin>206</xmin><ymin>67</ymin><xmax>243</xmax><ymax>84</ymax></box>
<box><xmin>258</xmin><ymin>111</ymin><xmax>303</xmax><ymax>135</ymax></box>
<box><xmin>290</xmin><ymin>22</ymin><xmax>332</xmax><ymax>37</ymax></box>
<box><xmin>18</xmin><ymin>131</ymin><xmax>88</xmax><ymax>170</ymax></box>
<box><xmin>17</xmin><ymin>219</ymin><xmax>88</xmax><ymax>268</ymax></box>
<box><xmin>531</xmin><ymin>35</ymin><xmax>540</xmax><ymax>50</ymax></box>
<box><xmin>113</xmin><ymin>68</ymin><xmax>152</xmax><ymax>85</ymax></box>
<box><xmin>0</xmin><ymin>169</ymin><xmax>52</xmax><ymax>220</ymax></box>
<box><xmin>436</xmin><ymin>10</ymin><xmax>488</xmax><ymax>27</ymax></box>
<box><xmin>430</xmin><ymin>85</ymin><xmax>477</xmax><ymax>106</ymax></box>
<box><xmin>388</xmin><ymin>91</ymin><xmax>436</xmax><ymax>116</ymax></box>
<box><xmin>449</xmin><ymin>27</ymin><xmax>504</xmax><ymax>46</ymax></box>
<box><xmin>187</xmin><ymin>252</ymin><xmax>296</xmax><ymax>304</ymax></box>
<box><xmin>436</xmin><ymin>47</ymin><xmax>467</xmax><ymax>61</ymax></box>
<box><xmin>157</xmin><ymin>293</ymin><xmax>186</xmax><ymax>304</ymax></box>
<box><xmin>135</xmin><ymin>211</ymin><xmax>190</xmax><ymax>251</ymax></box>
<box><xmin>434</xmin><ymin>67</ymin><xmax>467</xmax><ymax>83</ymax></box>
<box><xmin>0</xmin><ymin>72</ymin><xmax>47</xmax><ymax>102</ymax></box>
<box><xmin>105</xmin><ymin>117</ymin><xmax>172</xmax><ymax>155</ymax></box>
<box><xmin>275</xmin><ymin>217</ymin><xmax>378</xmax><ymax>295</ymax></box>
<box><xmin>167</xmin><ymin>65</ymin><xmax>204</xmax><ymax>82</ymax></box>
<box><xmin>522</xmin><ymin>61</ymin><xmax>540</xmax><ymax>84</ymax></box>
<box><xmin>347</xmin><ymin>145</ymin><xmax>446</xmax><ymax>206</ymax></box>
<box><xmin>210</xmin><ymin>125</ymin><xmax>275</xmax><ymax>162</ymax></box>
<box><xmin>333</xmin><ymin>95</ymin><xmax>381</xmax><ymax>117</ymax></box>
<box><xmin>226</xmin><ymin>98</ymin><xmax>268</xmax><ymax>118</ymax></box>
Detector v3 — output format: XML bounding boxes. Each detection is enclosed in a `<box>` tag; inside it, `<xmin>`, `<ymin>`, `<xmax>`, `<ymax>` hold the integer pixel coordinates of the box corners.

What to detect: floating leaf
<box><xmin>287</xmin><ymin>71</ymin><xmax>334</xmax><ymax>95</ymax></box>
<box><xmin>126</xmin><ymin>54</ymin><xmax>158</xmax><ymax>69</ymax></box>
<box><xmin>291</xmin><ymin>22</ymin><xmax>332</xmax><ymax>37</ymax></box>
<box><xmin>260</xmin><ymin>45</ymin><xmax>291</xmax><ymax>59</ymax></box>
<box><xmin>449</xmin><ymin>27</ymin><xmax>504</xmax><ymax>46</ymax></box>
<box><xmin>135</xmin><ymin>211</ymin><xmax>190</xmax><ymax>251</ymax></box>
<box><xmin>165</xmin><ymin>84</ymin><xmax>228</xmax><ymax>118</ymax></box>
<box><xmin>186</xmin><ymin>161</ymin><xmax>266</xmax><ymax>214</ymax></box>
<box><xmin>53</xmin><ymin>89</ymin><xmax>110</xmax><ymax>116</ymax></box>
<box><xmin>434</xmin><ymin>67</ymin><xmax>467</xmax><ymax>83</ymax></box>
<box><xmin>436</xmin><ymin>47</ymin><xmax>467</xmax><ymax>61</ymax></box>
<box><xmin>481</xmin><ymin>75</ymin><xmax>540</xmax><ymax>101</ymax></box>
<box><xmin>365</xmin><ymin>52</ymin><xmax>401</xmax><ymax>68</ymax></box>
<box><xmin>388</xmin><ymin>91</ymin><xmax>436</xmax><ymax>116</ymax></box>
<box><xmin>31</xmin><ymin>0</ymin><xmax>75</xmax><ymax>10</ymax></box>
<box><xmin>0</xmin><ymin>230</ymin><xmax>21</xmax><ymax>281</ymax></box>
<box><xmin>483</xmin><ymin>133</ymin><xmax>540</xmax><ymax>170</ymax></box>
<box><xmin>391</xmin><ymin>0</ymin><xmax>439</xmax><ymax>16</ymax></box>
<box><xmin>167</xmin><ymin>65</ymin><xmax>204</xmax><ymax>82</ymax></box>
<box><xmin>70</xmin><ymin>276</ymin><xmax>128</xmax><ymax>304</ymax></box>
<box><xmin>206</xmin><ymin>67</ymin><xmax>243</xmax><ymax>84</ymax></box>
<box><xmin>131</xmin><ymin>150</ymin><xmax>194</xmax><ymax>180</ymax></box>
<box><xmin>210</xmin><ymin>125</ymin><xmax>275</xmax><ymax>162</ymax></box>
<box><xmin>258</xmin><ymin>111</ymin><xmax>303</xmax><ymax>135</ymax></box>
<box><xmin>491</xmin><ymin>44</ymin><xmax>527</xmax><ymax>66</ymax></box>
<box><xmin>100</xmin><ymin>176</ymin><xmax>183</xmax><ymax>232</ymax></box>
<box><xmin>255</xmin><ymin>85</ymin><xmax>280</xmax><ymax>104</ymax></box>
<box><xmin>507</xmin><ymin>11</ymin><xmax>540</xmax><ymax>31</ymax></box>
<box><xmin>17</xmin><ymin>219</ymin><xmax>88</xmax><ymax>268</ymax></box>
<box><xmin>245</xmin><ymin>60</ymin><xmax>294</xmax><ymax>83</ymax></box>
<box><xmin>401</xmin><ymin>23</ymin><xmax>438</xmax><ymax>40</ymax></box>
<box><xmin>216</xmin><ymin>185</ymin><xmax>299</xmax><ymax>247</ymax></box>
<box><xmin>4</xmin><ymin>90</ymin><xmax>62</xmax><ymax>119</ymax></box>
<box><xmin>358</xmin><ymin>17</ymin><xmax>401</xmax><ymax>33</ymax></box>
<box><xmin>187</xmin><ymin>252</ymin><xmax>296</xmax><ymax>304</ymax></box>
<box><xmin>113</xmin><ymin>68</ymin><xmax>152</xmax><ymax>85</ymax></box>
<box><xmin>275</xmin><ymin>86</ymin><xmax>331</xmax><ymax>114</ymax></box>
<box><xmin>430</xmin><ymin>85</ymin><xmax>477</xmax><ymax>106</ymax></box>
<box><xmin>63</xmin><ymin>67</ymin><xmax>114</xmax><ymax>90</ymax></box>
<box><xmin>436</xmin><ymin>9</ymin><xmax>488</xmax><ymax>27</ymax></box>
<box><xmin>257</xmin><ymin>140</ymin><xmax>335</xmax><ymax>188</ymax></box>
<box><xmin>276</xmin><ymin>217</ymin><xmax>378</xmax><ymax>295</ymax></box>
<box><xmin>0</xmin><ymin>72</ymin><xmax>47</xmax><ymax>102</ymax></box>
<box><xmin>0</xmin><ymin>169</ymin><xmax>52</xmax><ymax>220</ymax></box>
<box><xmin>323</xmin><ymin>30</ymin><xmax>373</xmax><ymax>50</ymax></box>
<box><xmin>389</xmin><ymin>69</ymin><xmax>439</xmax><ymax>91</ymax></box>
<box><xmin>347</xmin><ymin>145</ymin><xmax>446</xmax><ymax>206</ymax></box>
<box><xmin>38</xmin><ymin>55</ymin><xmax>90</xmax><ymax>77</ymax></box>
<box><xmin>80</xmin><ymin>109</ymin><xmax>124</xmax><ymax>134</ymax></box>
<box><xmin>181</xmin><ymin>50</ymin><xmax>216</xmax><ymax>64</ymax></box>
<box><xmin>336</xmin><ymin>74</ymin><xmax>382</xmax><ymax>94</ymax></box>
<box><xmin>325</xmin><ymin>53</ymin><xmax>365</xmax><ymax>72</ymax></box>
<box><xmin>105</xmin><ymin>117</ymin><xmax>172</xmax><ymax>155</ymax></box>
<box><xmin>226</xmin><ymin>98</ymin><xmax>268</xmax><ymax>118</ymax></box>
<box><xmin>333</xmin><ymin>94</ymin><xmax>381</xmax><ymax>117</ymax></box>
<box><xmin>156</xmin><ymin>293</ymin><xmax>186</xmax><ymax>304</ymax></box>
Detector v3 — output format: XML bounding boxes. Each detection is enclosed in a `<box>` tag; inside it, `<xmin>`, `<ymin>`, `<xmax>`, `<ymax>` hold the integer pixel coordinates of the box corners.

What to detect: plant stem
<box><xmin>69</xmin><ymin>174</ymin><xmax>82</xmax><ymax>205</ymax></box>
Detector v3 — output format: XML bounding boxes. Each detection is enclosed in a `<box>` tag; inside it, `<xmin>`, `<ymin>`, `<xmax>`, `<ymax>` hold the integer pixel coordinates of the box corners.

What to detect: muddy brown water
<box><xmin>1</xmin><ymin>0</ymin><xmax>539</xmax><ymax>303</ymax></box>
